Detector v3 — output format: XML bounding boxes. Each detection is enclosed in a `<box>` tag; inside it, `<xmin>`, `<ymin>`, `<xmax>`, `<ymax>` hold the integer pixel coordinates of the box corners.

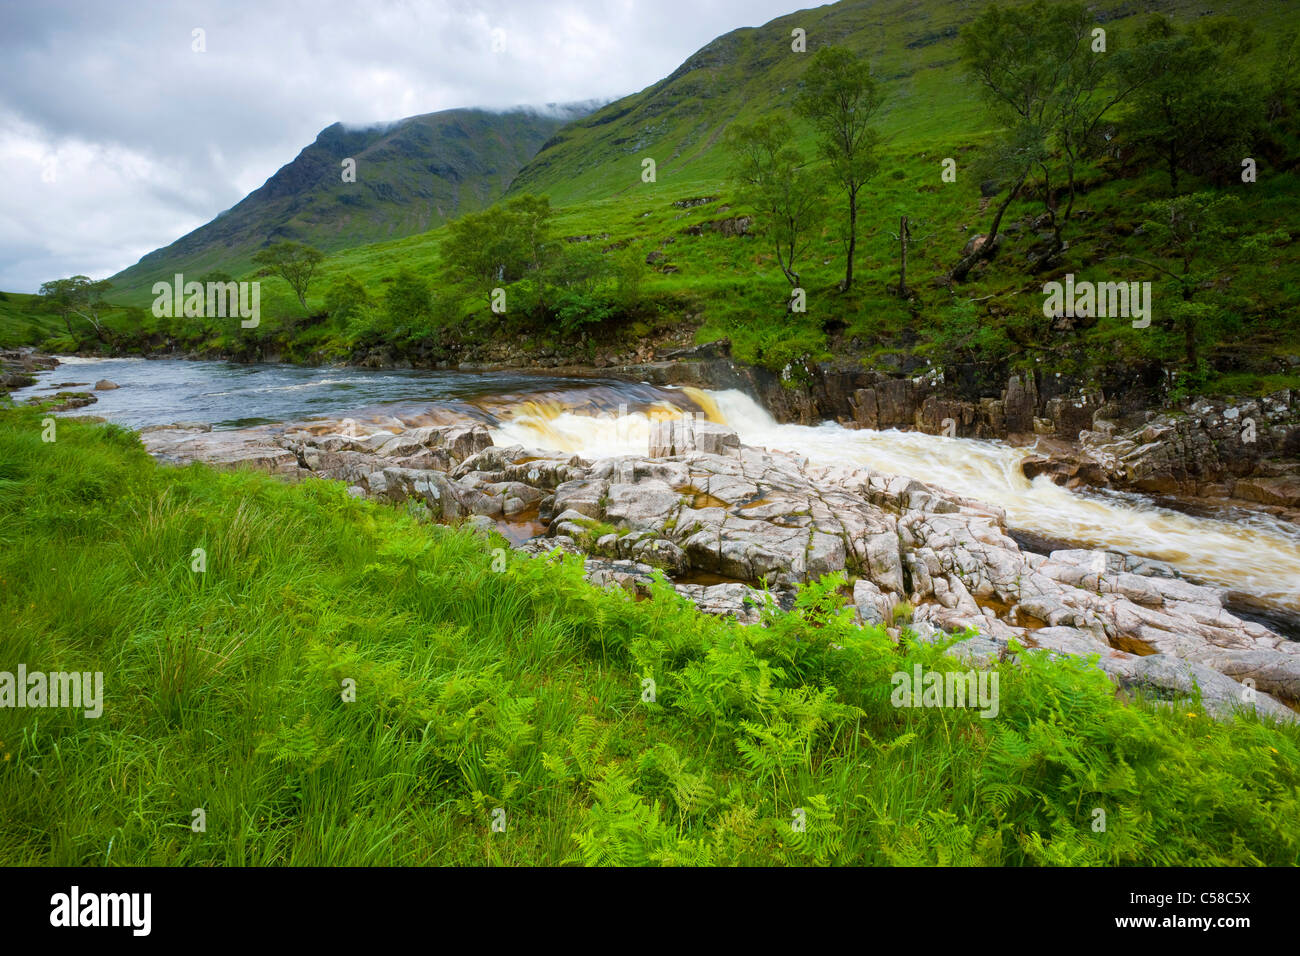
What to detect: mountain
<box><xmin>108</xmin><ymin>105</ymin><xmax>596</xmax><ymax>300</ymax></box>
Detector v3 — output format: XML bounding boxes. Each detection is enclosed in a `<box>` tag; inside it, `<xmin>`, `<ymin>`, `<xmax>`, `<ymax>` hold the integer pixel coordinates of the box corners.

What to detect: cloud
<box><xmin>0</xmin><ymin>0</ymin><xmax>799</xmax><ymax>291</ymax></box>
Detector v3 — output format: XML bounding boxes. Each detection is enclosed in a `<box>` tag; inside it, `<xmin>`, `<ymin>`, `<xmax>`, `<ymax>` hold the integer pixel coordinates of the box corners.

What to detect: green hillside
<box><xmin>505</xmin><ymin>0</ymin><xmax>1294</xmax><ymax>203</ymax></box>
<box><xmin>104</xmin><ymin>107</ymin><xmax>588</xmax><ymax>303</ymax></box>
<box><xmin>507</xmin><ymin>0</ymin><xmax>989</xmax><ymax>203</ymax></box>
<box><xmin>0</xmin><ymin>292</ymin><xmax>64</xmax><ymax>349</ymax></box>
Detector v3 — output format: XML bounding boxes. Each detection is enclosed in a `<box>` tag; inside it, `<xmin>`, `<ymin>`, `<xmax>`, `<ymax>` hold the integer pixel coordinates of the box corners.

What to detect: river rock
<box><xmin>552</xmin><ymin>477</ymin><xmax>609</xmax><ymax>519</ymax></box>
<box><xmin>649</xmin><ymin>417</ymin><xmax>740</xmax><ymax>457</ymax></box>
<box><xmin>1230</xmin><ymin>475</ymin><xmax>1300</xmax><ymax>508</ymax></box>
<box><xmin>1058</xmin><ymin>391</ymin><xmax>1300</xmax><ymax>504</ymax></box>
<box><xmin>1099</xmin><ymin>653</ymin><xmax>1296</xmax><ymax>723</ymax></box>
<box><xmin>28</xmin><ymin>390</ymin><xmax>97</xmax><ymax>412</ymax></box>
<box><xmin>853</xmin><ymin>578</ymin><xmax>896</xmax><ymax>627</ymax></box>
<box><xmin>582</xmin><ymin>557</ymin><xmax>658</xmax><ymax>596</ymax></box>
<box><xmin>0</xmin><ymin>348</ymin><xmax>57</xmax><ymax>389</ymax></box>
<box><xmin>673</xmin><ymin>582</ymin><xmax>776</xmax><ymax>624</ymax></box>
<box><xmin>141</xmin><ymin>423</ymin><xmax>298</xmax><ymax>474</ymax></box>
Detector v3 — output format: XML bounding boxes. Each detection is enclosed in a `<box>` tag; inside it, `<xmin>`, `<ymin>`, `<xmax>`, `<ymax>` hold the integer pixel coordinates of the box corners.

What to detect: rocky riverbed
<box><xmin>136</xmin><ymin>409</ymin><xmax>1300</xmax><ymax>723</ymax></box>
<box><xmin>0</xmin><ymin>347</ymin><xmax>58</xmax><ymax>394</ymax></box>
<box><xmin>1024</xmin><ymin>394</ymin><xmax>1300</xmax><ymax>517</ymax></box>
<box><xmin>20</xmin><ymin>342</ymin><xmax>1300</xmax><ymax>512</ymax></box>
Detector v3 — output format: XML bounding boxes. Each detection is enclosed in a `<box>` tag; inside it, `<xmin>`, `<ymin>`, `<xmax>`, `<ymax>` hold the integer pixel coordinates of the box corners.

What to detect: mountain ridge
<box><xmin>107</xmin><ymin>103</ymin><xmax>599</xmax><ymax>300</ymax></box>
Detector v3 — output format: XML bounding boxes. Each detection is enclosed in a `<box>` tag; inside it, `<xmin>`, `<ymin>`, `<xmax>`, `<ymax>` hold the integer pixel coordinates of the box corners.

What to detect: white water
<box><xmin>492</xmin><ymin>386</ymin><xmax>1300</xmax><ymax>617</ymax></box>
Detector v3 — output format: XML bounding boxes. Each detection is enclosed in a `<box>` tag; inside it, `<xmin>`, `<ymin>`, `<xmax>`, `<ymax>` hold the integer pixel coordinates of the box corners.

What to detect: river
<box><xmin>16</xmin><ymin>356</ymin><xmax>1300</xmax><ymax>626</ymax></box>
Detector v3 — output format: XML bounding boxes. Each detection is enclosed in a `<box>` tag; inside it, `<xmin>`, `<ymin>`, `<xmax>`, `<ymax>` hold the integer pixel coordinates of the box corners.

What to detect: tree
<box><xmin>1047</xmin><ymin>6</ymin><xmax>1148</xmax><ymax>227</ymax></box>
<box><xmin>441</xmin><ymin>195</ymin><xmax>554</xmax><ymax>294</ymax></box>
<box><xmin>383</xmin><ymin>271</ymin><xmax>432</xmax><ymax>332</ymax></box>
<box><xmin>38</xmin><ymin>275</ymin><xmax>115</xmax><ymax>345</ymax></box>
<box><xmin>542</xmin><ymin>243</ymin><xmax>612</xmax><ymax>297</ymax></box>
<box><xmin>725</xmin><ymin>116</ymin><xmax>824</xmax><ymax>292</ymax></box>
<box><xmin>611</xmin><ymin>248</ymin><xmax>646</xmax><ymax>311</ymax></box>
<box><xmin>251</xmin><ymin>241</ymin><xmax>325</xmax><ymax>309</ymax></box>
<box><xmin>1266</xmin><ymin>29</ymin><xmax>1300</xmax><ymax>125</ymax></box>
<box><xmin>956</xmin><ymin>1</ymin><xmax>1142</xmax><ymax>270</ymax></box>
<box><xmin>795</xmin><ymin>46</ymin><xmax>883</xmax><ymax>292</ymax></box>
<box><xmin>950</xmin><ymin>126</ymin><xmax>1045</xmax><ymax>281</ymax></box>
<box><xmin>542</xmin><ymin>249</ymin><xmax>619</xmax><ymax>331</ymax></box>
<box><xmin>889</xmin><ymin>215</ymin><xmax>934</xmax><ymax>298</ymax></box>
<box><xmin>1119</xmin><ymin>15</ymin><xmax>1260</xmax><ymax>192</ymax></box>
<box><xmin>1115</xmin><ymin>193</ymin><xmax>1288</xmax><ymax>372</ymax></box>
<box><xmin>954</xmin><ymin>2</ymin><xmax>1058</xmax><ymax>280</ymax></box>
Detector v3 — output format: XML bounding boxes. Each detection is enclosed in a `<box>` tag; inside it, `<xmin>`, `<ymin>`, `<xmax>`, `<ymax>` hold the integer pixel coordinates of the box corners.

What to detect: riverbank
<box><xmin>23</xmin><ymin>353</ymin><xmax>1298</xmax><ymax>708</ymax></box>
<box><xmin>0</xmin><ymin>347</ymin><xmax>57</xmax><ymax>394</ymax></box>
<box><xmin>3</xmin><ymin>403</ymin><xmax>1298</xmax><ymax>866</ymax></box>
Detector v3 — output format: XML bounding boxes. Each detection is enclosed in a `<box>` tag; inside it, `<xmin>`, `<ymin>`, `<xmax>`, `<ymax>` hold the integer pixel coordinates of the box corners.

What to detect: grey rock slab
<box><xmin>1099</xmin><ymin>654</ymin><xmax>1296</xmax><ymax>723</ymax></box>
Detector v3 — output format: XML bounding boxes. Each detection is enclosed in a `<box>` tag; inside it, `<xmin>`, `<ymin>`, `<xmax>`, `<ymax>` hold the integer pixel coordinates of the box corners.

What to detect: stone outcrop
<box><xmin>1020</xmin><ymin>391</ymin><xmax>1300</xmax><ymax>510</ymax></box>
<box><xmin>1079</xmin><ymin>393</ymin><xmax>1300</xmax><ymax>499</ymax></box>
<box><xmin>0</xmin><ymin>349</ymin><xmax>57</xmax><ymax>394</ymax></box>
<box><xmin>609</xmin><ymin>342</ymin><xmax>1298</xmax><ymax>509</ymax></box>
<box><xmin>31</xmin><ymin>390</ymin><xmax>97</xmax><ymax>412</ymax></box>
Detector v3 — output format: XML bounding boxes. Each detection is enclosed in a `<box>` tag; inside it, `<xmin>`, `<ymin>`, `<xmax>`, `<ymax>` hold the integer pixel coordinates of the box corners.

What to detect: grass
<box><xmin>0</xmin><ymin>293</ymin><xmax>67</xmax><ymax>350</ymax></box>
<box><xmin>1</xmin><ymin>404</ymin><xmax>1298</xmax><ymax>866</ymax></box>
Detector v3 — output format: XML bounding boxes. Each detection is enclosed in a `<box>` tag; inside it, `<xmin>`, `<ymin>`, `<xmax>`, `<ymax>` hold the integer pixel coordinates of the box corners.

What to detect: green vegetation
<box><xmin>2</xmin><ymin>406</ymin><xmax>1298</xmax><ymax>865</ymax></box>
<box><xmin>794</xmin><ymin>45</ymin><xmax>884</xmax><ymax>292</ymax></box>
<box><xmin>35</xmin><ymin>276</ymin><xmax>118</xmax><ymax>347</ymax></box>
<box><xmin>1120</xmin><ymin>14</ymin><xmax>1262</xmax><ymax>193</ymax></box>
<box><xmin>252</xmin><ymin>241</ymin><xmax>325</xmax><ymax>311</ymax></box>
<box><xmin>0</xmin><ymin>293</ymin><xmax>69</xmax><ymax>349</ymax></box>
<box><xmin>725</xmin><ymin>116</ymin><xmax>824</xmax><ymax>291</ymax></box>
<box><xmin>1123</xmin><ymin>192</ymin><xmax>1289</xmax><ymax>380</ymax></box>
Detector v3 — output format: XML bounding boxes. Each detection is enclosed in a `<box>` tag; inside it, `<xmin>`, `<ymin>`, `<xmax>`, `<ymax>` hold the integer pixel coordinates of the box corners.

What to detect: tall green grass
<box><xmin>1</xmin><ymin>407</ymin><xmax>1297</xmax><ymax>865</ymax></box>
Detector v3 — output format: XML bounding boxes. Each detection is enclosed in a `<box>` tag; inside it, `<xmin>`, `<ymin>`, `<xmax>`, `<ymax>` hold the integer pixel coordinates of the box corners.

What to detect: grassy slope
<box><xmin>1</xmin><ymin>406</ymin><xmax>1298</xmax><ymax>865</ymax></box>
<box><xmin>507</xmin><ymin>0</ymin><xmax>992</xmax><ymax>203</ymax></box>
<box><xmin>0</xmin><ymin>293</ymin><xmax>64</xmax><ymax>350</ymax></box>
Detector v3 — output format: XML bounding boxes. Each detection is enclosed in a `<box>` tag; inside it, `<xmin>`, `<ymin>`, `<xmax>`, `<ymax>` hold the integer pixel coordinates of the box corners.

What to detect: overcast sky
<box><xmin>0</xmin><ymin>0</ymin><xmax>805</xmax><ymax>292</ymax></box>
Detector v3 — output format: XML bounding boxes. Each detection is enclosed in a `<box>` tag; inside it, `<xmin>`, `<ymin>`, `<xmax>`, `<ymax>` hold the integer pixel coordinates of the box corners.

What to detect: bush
<box><xmin>324</xmin><ymin>274</ymin><xmax>371</xmax><ymax>328</ymax></box>
<box><xmin>39</xmin><ymin>334</ymin><xmax>79</xmax><ymax>354</ymax></box>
